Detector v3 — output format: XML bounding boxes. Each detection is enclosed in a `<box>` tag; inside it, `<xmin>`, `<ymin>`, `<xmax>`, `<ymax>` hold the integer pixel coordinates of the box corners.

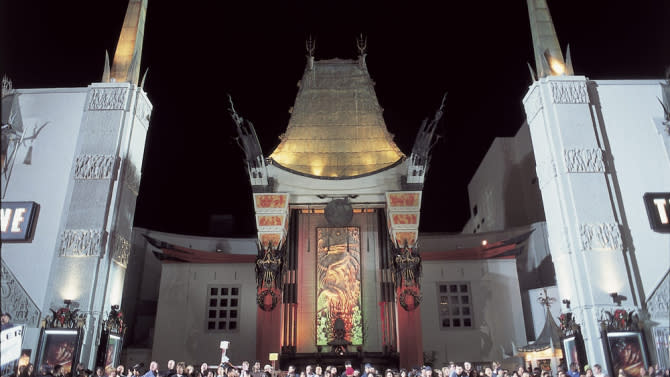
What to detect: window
<box><xmin>437</xmin><ymin>282</ymin><xmax>473</xmax><ymax>329</ymax></box>
<box><xmin>206</xmin><ymin>285</ymin><xmax>240</xmax><ymax>331</ymax></box>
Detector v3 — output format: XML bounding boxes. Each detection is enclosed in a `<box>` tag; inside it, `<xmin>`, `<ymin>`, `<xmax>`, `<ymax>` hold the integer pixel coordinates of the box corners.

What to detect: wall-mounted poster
<box><xmin>315</xmin><ymin>227</ymin><xmax>363</xmax><ymax>346</ymax></box>
<box><xmin>606</xmin><ymin>332</ymin><xmax>648</xmax><ymax>377</ymax></box>
<box><xmin>563</xmin><ymin>336</ymin><xmax>580</xmax><ymax>370</ymax></box>
<box><xmin>96</xmin><ymin>331</ymin><xmax>123</xmax><ymax>369</ymax></box>
<box><xmin>37</xmin><ymin>329</ymin><xmax>81</xmax><ymax>375</ymax></box>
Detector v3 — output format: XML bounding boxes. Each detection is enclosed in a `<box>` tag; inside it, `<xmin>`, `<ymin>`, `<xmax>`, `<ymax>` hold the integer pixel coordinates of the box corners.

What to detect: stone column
<box><xmin>522</xmin><ymin>76</ymin><xmax>638</xmax><ymax>374</ymax></box>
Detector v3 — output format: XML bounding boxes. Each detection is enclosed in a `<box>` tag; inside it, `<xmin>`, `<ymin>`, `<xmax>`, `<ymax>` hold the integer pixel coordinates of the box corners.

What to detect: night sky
<box><xmin>2</xmin><ymin>1</ymin><xmax>668</xmax><ymax>237</ymax></box>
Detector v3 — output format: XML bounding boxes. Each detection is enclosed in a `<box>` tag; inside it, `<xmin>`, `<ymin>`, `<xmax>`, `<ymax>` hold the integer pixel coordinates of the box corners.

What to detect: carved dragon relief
<box><xmin>227</xmin><ymin>95</ymin><xmax>268</xmax><ymax>186</ymax></box>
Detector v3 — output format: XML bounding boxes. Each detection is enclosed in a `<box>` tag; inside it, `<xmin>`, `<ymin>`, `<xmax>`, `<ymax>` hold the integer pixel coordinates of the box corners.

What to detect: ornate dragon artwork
<box><xmin>393</xmin><ymin>245</ymin><xmax>422</xmax><ymax>311</ymax></box>
<box><xmin>102</xmin><ymin>305</ymin><xmax>126</xmax><ymax>335</ymax></box>
<box><xmin>558</xmin><ymin>312</ymin><xmax>581</xmax><ymax>337</ymax></box>
<box><xmin>316</xmin><ymin>227</ymin><xmax>363</xmax><ymax>347</ymax></box>
<box><xmin>255</xmin><ymin>248</ymin><xmax>282</xmax><ymax>312</ymax></box>
<box><xmin>599</xmin><ymin>309</ymin><xmax>641</xmax><ymax>332</ymax></box>
<box><xmin>43</xmin><ymin>303</ymin><xmax>87</xmax><ymax>329</ymax></box>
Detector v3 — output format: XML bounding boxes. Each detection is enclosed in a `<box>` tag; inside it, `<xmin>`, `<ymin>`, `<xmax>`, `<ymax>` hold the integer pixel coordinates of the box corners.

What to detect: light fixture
<box><xmin>481</xmin><ymin>240</ymin><xmax>488</xmax><ymax>246</ymax></box>
<box><xmin>610</xmin><ymin>292</ymin><xmax>626</xmax><ymax>306</ymax></box>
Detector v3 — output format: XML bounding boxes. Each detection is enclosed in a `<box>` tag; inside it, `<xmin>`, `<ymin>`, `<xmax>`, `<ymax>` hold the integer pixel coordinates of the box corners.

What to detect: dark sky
<box><xmin>2</xmin><ymin>1</ymin><xmax>668</xmax><ymax>237</ymax></box>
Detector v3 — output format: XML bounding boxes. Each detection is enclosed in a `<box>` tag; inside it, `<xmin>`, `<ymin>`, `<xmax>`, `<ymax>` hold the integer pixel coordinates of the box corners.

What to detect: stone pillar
<box><xmin>45</xmin><ymin>82</ymin><xmax>151</xmax><ymax>366</ymax></box>
<box><xmin>522</xmin><ymin>76</ymin><xmax>638</xmax><ymax>374</ymax></box>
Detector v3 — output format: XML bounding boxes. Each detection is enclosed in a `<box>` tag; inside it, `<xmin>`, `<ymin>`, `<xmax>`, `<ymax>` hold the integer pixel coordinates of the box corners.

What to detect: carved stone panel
<box><xmin>551</xmin><ymin>81</ymin><xmax>589</xmax><ymax>104</ymax></box>
<box><xmin>0</xmin><ymin>260</ymin><xmax>41</xmax><ymax>326</ymax></box>
<box><xmin>524</xmin><ymin>86</ymin><xmax>543</xmax><ymax>122</ymax></box>
<box><xmin>88</xmin><ymin>87</ymin><xmax>129</xmax><ymax>111</ymax></box>
<box><xmin>59</xmin><ymin>229</ymin><xmax>106</xmax><ymax>257</ymax></box>
<box><xmin>564</xmin><ymin>148</ymin><xmax>606</xmax><ymax>173</ymax></box>
<box><xmin>646</xmin><ymin>272</ymin><xmax>669</xmax><ymax>320</ymax></box>
<box><xmin>578</xmin><ymin>223</ymin><xmax>623</xmax><ymax>251</ymax></box>
<box><xmin>111</xmin><ymin>233</ymin><xmax>130</xmax><ymax>268</ymax></box>
<box><xmin>74</xmin><ymin>154</ymin><xmax>117</xmax><ymax>180</ymax></box>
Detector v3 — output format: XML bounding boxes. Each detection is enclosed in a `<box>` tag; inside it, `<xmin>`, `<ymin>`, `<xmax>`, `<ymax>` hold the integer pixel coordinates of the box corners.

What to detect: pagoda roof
<box><xmin>269</xmin><ymin>58</ymin><xmax>405</xmax><ymax>179</ymax></box>
<box><xmin>518</xmin><ymin>306</ymin><xmax>562</xmax><ymax>353</ymax></box>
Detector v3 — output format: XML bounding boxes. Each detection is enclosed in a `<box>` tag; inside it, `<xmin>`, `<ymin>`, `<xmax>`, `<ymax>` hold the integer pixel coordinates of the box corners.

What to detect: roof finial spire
<box><xmin>305</xmin><ymin>35</ymin><xmax>315</xmax><ymax>70</ymax></box>
<box><xmin>356</xmin><ymin>33</ymin><xmax>368</xmax><ymax>69</ymax></box>
<box><xmin>109</xmin><ymin>0</ymin><xmax>148</xmax><ymax>84</ymax></box>
<box><xmin>526</xmin><ymin>0</ymin><xmax>573</xmax><ymax>78</ymax></box>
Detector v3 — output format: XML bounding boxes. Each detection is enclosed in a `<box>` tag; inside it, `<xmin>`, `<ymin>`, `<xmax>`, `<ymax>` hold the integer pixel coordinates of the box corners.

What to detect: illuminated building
<box><xmin>1</xmin><ymin>0</ymin><xmax>151</xmax><ymax>370</ymax></box>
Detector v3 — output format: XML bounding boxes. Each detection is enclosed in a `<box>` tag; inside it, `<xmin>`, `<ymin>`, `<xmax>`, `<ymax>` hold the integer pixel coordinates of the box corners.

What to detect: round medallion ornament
<box><xmin>325</xmin><ymin>199</ymin><xmax>353</xmax><ymax>227</ymax></box>
<box><xmin>257</xmin><ymin>288</ymin><xmax>279</xmax><ymax>311</ymax></box>
<box><xmin>398</xmin><ymin>288</ymin><xmax>422</xmax><ymax>311</ymax></box>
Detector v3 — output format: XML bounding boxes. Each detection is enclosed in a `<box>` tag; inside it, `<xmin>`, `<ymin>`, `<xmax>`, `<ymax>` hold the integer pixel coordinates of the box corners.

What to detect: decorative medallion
<box><xmin>325</xmin><ymin>199</ymin><xmax>353</xmax><ymax>227</ymax></box>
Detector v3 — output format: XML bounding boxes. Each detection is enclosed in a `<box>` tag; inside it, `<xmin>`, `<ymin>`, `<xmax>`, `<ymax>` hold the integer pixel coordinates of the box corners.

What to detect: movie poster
<box><xmin>316</xmin><ymin>227</ymin><xmax>362</xmax><ymax>346</ymax></box>
<box><xmin>607</xmin><ymin>332</ymin><xmax>648</xmax><ymax>377</ymax></box>
<box><xmin>39</xmin><ymin>330</ymin><xmax>79</xmax><ymax>374</ymax></box>
<box><xmin>104</xmin><ymin>335</ymin><xmax>121</xmax><ymax>370</ymax></box>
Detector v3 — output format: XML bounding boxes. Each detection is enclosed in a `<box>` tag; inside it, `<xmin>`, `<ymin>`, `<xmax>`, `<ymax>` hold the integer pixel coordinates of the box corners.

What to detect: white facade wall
<box><xmin>522</xmin><ymin>76</ymin><xmax>670</xmax><ymax>371</ymax></box>
<box><xmin>2</xmin><ymin>88</ymin><xmax>89</xmax><ymax>348</ymax></box>
<box><xmin>1</xmin><ymin>83</ymin><xmax>152</xmax><ymax>367</ymax></box>
<box><xmin>420</xmin><ymin>259</ymin><xmax>527</xmax><ymax>365</ymax></box>
<box><xmin>152</xmin><ymin>263</ymin><xmax>258</xmax><ymax>365</ymax></box>
<box><xmin>463</xmin><ymin>123</ymin><xmax>544</xmax><ymax>234</ymax></box>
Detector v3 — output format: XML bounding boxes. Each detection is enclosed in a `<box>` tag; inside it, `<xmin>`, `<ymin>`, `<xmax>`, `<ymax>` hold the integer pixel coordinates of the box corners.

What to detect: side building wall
<box><xmin>151</xmin><ymin>263</ymin><xmax>258</xmax><ymax>365</ymax></box>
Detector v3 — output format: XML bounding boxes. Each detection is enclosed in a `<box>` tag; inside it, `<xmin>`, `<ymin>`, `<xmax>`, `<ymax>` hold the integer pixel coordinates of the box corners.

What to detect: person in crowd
<box><xmin>143</xmin><ymin>362</ymin><xmax>159</xmax><ymax>377</ymax></box>
<box><xmin>81</xmin><ymin>370</ymin><xmax>92</xmax><ymax>377</ymax></box>
<box><xmin>109</xmin><ymin>368</ymin><xmax>119</xmax><ymax>377</ymax></box>
<box><xmin>216</xmin><ymin>366</ymin><xmax>226</xmax><ymax>377</ymax></box>
<box><xmin>262</xmin><ymin>365</ymin><xmax>272</xmax><ymax>377</ymax></box>
<box><xmin>463</xmin><ymin>364</ymin><xmax>476</xmax><ymax>377</ymax></box>
<box><xmin>306</xmin><ymin>366</ymin><xmax>314</xmax><ymax>377</ymax></box>
<box><xmin>286</xmin><ymin>366</ymin><xmax>297</xmax><ymax>377</ymax></box>
<box><xmin>324</xmin><ymin>371</ymin><xmax>332</xmax><ymax>377</ymax></box>
<box><xmin>94</xmin><ymin>367</ymin><xmax>105</xmax><ymax>377</ymax></box>
<box><xmin>53</xmin><ymin>365</ymin><xmax>65</xmax><ymax>377</ymax></box>
<box><xmin>117</xmin><ymin>367</ymin><xmax>126</xmax><ymax>377</ymax></box>
<box><xmin>485</xmin><ymin>368</ymin><xmax>493</xmax><ymax>377</ymax></box>
<box><xmin>315</xmin><ymin>367</ymin><xmax>323</xmax><ymax>377</ymax></box>
<box><xmin>1</xmin><ymin>312</ymin><xmax>14</xmax><ymax>329</ymax></box>
<box><xmin>331</xmin><ymin>367</ymin><xmax>338</xmax><ymax>377</ymax></box>
<box><xmin>592</xmin><ymin>365</ymin><xmax>606</xmax><ymax>377</ymax></box>
<box><xmin>340</xmin><ymin>362</ymin><xmax>352</xmax><ymax>377</ymax></box>
<box><xmin>362</xmin><ymin>365</ymin><xmax>374</xmax><ymax>377</ymax></box>
<box><xmin>172</xmin><ymin>363</ymin><xmax>186</xmax><ymax>377</ymax></box>
<box><xmin>200</xmin><ymin>364</ymin><xmax>210</xmax><ymax>377</ymax></box>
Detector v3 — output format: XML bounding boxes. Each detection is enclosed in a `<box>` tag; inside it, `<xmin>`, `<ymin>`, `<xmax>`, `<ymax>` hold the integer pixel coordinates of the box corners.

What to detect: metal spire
<box><xmin>109</xmin><ymin>0</ymin><xmax>148</xmax><ymax>84</ymax></box>
<box><xmin>527</xmin><ymin>0</ymin><xmax>573</xmax><ymax>78</ymax></box>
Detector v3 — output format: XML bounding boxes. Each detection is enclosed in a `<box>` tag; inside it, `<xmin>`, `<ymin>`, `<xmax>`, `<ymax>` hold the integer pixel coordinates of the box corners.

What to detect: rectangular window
<box><xmin>437</xmin><ymin>282</ymin><xmax>473</xmax><ymax>329</ymax></box>
<box><xmin>206</xmin><ymin>284</ymin><xmax>240</xmax><ymax>332</ymax></box>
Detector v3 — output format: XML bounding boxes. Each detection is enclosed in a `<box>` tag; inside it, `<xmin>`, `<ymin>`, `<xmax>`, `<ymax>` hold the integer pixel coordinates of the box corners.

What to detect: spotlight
<box><xmin>610</xmin><ymin>292</ymin><xmax>626</xmax><ymax>306</ymax></box>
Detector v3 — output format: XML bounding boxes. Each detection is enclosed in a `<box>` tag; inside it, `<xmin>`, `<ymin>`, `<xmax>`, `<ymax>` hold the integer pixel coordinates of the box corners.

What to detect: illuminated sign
<box><xmin>644</xmin><ymin>193</ymin><xmax>670</xmax><ymax>233</ymax></box>
<box><xmin>1</xmin><ymin>202</ymin><xmax>39</xmax><ymax>241</ymax></box>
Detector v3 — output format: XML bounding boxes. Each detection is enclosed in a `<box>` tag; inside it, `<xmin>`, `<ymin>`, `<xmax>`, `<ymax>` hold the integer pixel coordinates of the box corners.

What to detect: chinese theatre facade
<box><xmin>232</xmin><ymin>39</ymin><xmax>444</xmax><ymax>368</ymax></box>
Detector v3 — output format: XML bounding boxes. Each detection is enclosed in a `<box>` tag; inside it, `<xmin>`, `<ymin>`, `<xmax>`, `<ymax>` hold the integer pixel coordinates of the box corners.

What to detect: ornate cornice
<box><xmin>59</xmin><ymin>229</ymin><xmax>106</xmax><ymax>257</ymax></box>
<box><xmin>564</xmin><ymin>148</ymin><xmax>606</xmax><ymax>173</ymax></box>
<box><xmin>579</xmin><ymin>223</ymin><xmax>623</xmax><ymax>251</ymax></box>
<box><xmin>0</xmin><ymin>260</ymin><xmax>41</xmax><ymax>327</ymax></box>
<box><xmin>74</xmin><ymin>154</ymin><xmax>117</xmax><ymax>180</ymax></box>
<box><xmin>550</xmin><ymin>81</ymin><xmax>589</xmax><ymax>104</ymax></box>
<box><xmin>88</xmin><ymin>87</ymin><xmax>129</xmax><ymax>111</ymax></box>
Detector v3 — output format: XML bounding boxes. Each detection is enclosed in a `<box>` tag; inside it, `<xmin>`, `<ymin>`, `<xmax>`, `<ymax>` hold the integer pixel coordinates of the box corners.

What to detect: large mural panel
<box><xmin>316</xmin><ymin>227</ymin><xmax>362</xmax><ymax>345</ymax></box>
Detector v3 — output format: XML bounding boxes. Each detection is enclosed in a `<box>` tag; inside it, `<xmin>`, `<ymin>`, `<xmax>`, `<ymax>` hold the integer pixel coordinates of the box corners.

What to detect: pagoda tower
<box><xmin>229</xmin><ymin>38</ymin><xmax>444</xmax><ymax>369</ymax></box>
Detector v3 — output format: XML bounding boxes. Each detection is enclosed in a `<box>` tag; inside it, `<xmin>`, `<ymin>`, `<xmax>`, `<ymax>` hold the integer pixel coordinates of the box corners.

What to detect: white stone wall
<box><xmin>462</xmin><ymin>123</ymin><xmax>544</xmax><ymax>234</ymax></box>
<box><xmin>2</xmin><ymin>88</ymin><xmax>88</xmax><ymax>349</ymax></box>
<box><xmin>522</xmin><ymin>76</ymin><xmax>670</xmax><ymax>371</ymax></box>
<box><xmin>420</xmin><ymin>259</ymin><xmax>527</xmax><ymax>365</ymax></box>
<box><xmin>152</xmin><ymin>263</ymin><xmax>258</xmax><ymax>364</ymax></box>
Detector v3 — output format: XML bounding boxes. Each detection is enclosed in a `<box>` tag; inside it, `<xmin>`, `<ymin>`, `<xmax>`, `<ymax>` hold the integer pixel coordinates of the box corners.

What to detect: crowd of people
<box><xmin>14</xmin><ymin>360</ymin><xmax>670</xmax><ymax>377</ymax></box>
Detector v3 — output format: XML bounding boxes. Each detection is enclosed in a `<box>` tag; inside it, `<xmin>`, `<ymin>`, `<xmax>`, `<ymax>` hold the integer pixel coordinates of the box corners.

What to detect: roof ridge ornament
<box><xmin>228</xmin><ymin>95</ymin><xmax>268</xmax><ymax>187</ymax></box>
<box><xmin>356</xmin><ymin>33</ymin><xmax>368</xmax><ymax>69</ymax></box>
<box><xmin>406</xmin><ymin>93</ymin><xmax>446</xmax><ymax>185</ymax></box>
<box><xmin>526</xmin><ymin>0</ymin><xmax>573</xmax><ymax>79</ymax></box>
<box><xmin>306</xmin><ymin>35</ymin><xmax>315</xmax><ymax>70</ymax></box>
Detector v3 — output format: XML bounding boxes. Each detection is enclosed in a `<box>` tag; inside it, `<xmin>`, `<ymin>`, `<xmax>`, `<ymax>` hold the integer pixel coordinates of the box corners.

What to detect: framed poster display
<box><xmin>604</xmin><ymin>331</ymin><xmax>649</xmax><ymax>377</ymax></box>
<box><xmin>96</xmin><ymin>330</ymin><xmax>123</xmax><ymax>369</ymax></box>
<box><xmin>36</xmin><ymin>328</ymin><xmax>82</xmax><ymax>375</ymax></box>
